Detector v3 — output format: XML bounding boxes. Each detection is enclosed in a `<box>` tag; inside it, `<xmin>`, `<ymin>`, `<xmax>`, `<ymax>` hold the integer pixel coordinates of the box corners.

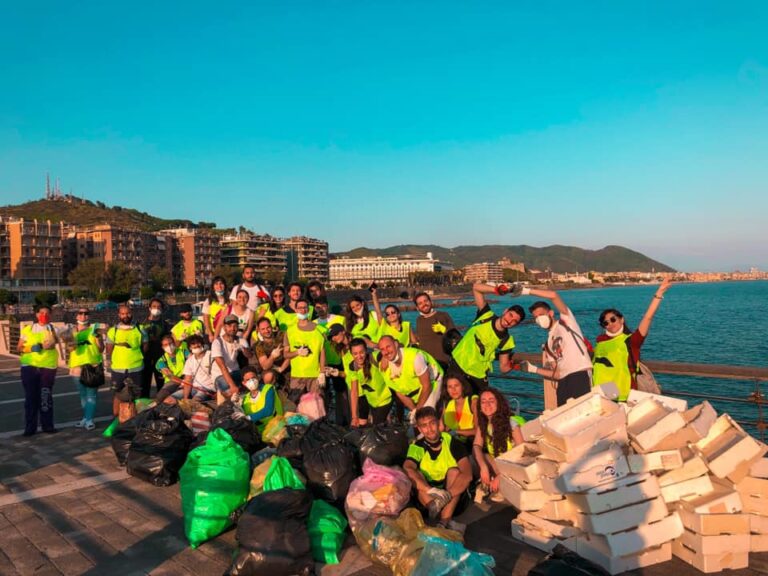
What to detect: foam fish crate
<box><xmin>626</xmin><ymin>389</ymin><xmax>688</xmax><ymax>412</ymax></box>
<box><xmin>602</xmin><ymin>512</ymin><xmax>683</xmax><ymax>557</ymax></box>
<box><xmin>495</xmin><ymin>443</ymin><xmax>541</xmax><ymax>485</ymax></box>
<box><xmin>679</xmin><ymin>478</ymin><xmax>742</xmax><ymax>514</ymax></box>
<box><xmin>574</xmin><ymin>496</ymin><xmax>668</xmax><ymax>536</ymax></box>
<box><xmin>533</xmin><ymin>498</ymin><xmax>577</xmax><ymax>522</ymax></box>
<box><xmin>750</xmin><ymin>457</ymin><xmax>768</xmax><ymax>479</ymax></box>
<box><xmin>537</xmin><ymin>426</ymin><xmax>628</xmax><ymax>463</ymax></box>
<box><xmin>736</xmin><ymin>475</ymin><xmax>768</xmax><ymax>515</ymax></box>
<box><xmin>574</xmin><ymin>534</ymin><xmax>672</xmax><ymax>576</ymax></box>
<box><xmin>510</xmin><ymin>520</ymin><xmax>576</xmax><ymax>553</ymax></box>
<box><xmin>627</xmin><ymin>449</ymin><xmax>683</xmax><ymax>474</ymax></box>
<box><xmin>540</xmin><ymin>392</ymin><xmax>626</xmax><ymax>459</ymax></box>
<box><xmin>500</xmin><ymin>474</ymin><xmax>561</xmax><ymax>511</ymax></box>
<box><xmin>660</xmin><ymin>473</ymin><xmax>714</xmax><ymax>504</ymax></box>
<box><xmin>657</xmin><ymin>455</ymin><xmax>709</xmax><ymax>487</ymax></box>
<box><xmin>538</xmin><ymin>443</ymin><xmax>631</xmax><ymax>494</ymax></box>
<box><xmin>694</xmin><ymin>414</ymin><xmax>768</xmax><ymax>482</ymax></box>
<box><xmin>567</xmin><ymin>473</ymin><xmax>661</xmax><ymax>514</ymax></box>
<box><xmin>653</xmin><ymin>401</ymin><xmax>717</xmax><ymax>452</ymax></box>
<box><xmin>515</xmin><ymin>511</ymin><xmax>581</xmax><ymax>539</ymax></box>
<box><xmin>672</xmin><ymin>529</ymin><xmax>750</xmax><ymax>573</ymax></box>
<box><xmin>520</xmin><ymin>417</ymin><xmax>543</xmax><ymax>442</ymax></box>
<box><xmin>627</xmin><ymin>398</ymin><xmax>686</xmax><ymax>453</ymax></box>
<box><xmin>677</xmin><ymin>507</ymin><xmax>750</xmax><ymax>536</ymax></box>
<box><xmin>750</xmin><ymin>513</ymin><xmax>768</xmax><ymax>552</ymax></box>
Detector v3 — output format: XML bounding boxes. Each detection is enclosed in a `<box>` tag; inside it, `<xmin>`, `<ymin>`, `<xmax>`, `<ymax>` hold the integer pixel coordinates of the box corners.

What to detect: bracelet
<box><xmin>654</xmin><ymin>295</ymin><xmax>663</xmax><ymax>300</ymax></box>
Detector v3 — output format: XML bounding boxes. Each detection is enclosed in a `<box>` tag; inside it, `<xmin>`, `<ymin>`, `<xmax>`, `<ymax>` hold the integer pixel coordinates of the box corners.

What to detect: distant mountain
<box><xmin>0</xmin><ymin>198</ymin><xmax>227</xmax><ymax>233</ymax></box>
<box><xmin>334</xmin><ymin>244</ymin><xmax>674</xmax><ymax>273</ymax></box>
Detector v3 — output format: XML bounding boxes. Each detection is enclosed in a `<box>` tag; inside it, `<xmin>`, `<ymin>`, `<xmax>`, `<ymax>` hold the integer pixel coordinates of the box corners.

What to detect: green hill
<box><xmin>335</xmin><ymin>244</ymin><xmax>674</xmax><ymax>273</ymax></box>
<box><xmin>0</xmin><ymin>198</ymin><xmax>227</xmax><ymax>233</ymax></box>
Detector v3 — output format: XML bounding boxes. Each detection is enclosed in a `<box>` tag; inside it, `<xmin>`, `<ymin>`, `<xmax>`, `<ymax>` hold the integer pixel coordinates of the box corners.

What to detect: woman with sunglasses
<box><xmin>593</xmin><ymin>278</ymin><xmax>672</xmax><ymax>401</ymax></box>
<box><xmin>371</xmin><ymin>285</ymin><xmax>416</xmax><ymax>347</ymax></box>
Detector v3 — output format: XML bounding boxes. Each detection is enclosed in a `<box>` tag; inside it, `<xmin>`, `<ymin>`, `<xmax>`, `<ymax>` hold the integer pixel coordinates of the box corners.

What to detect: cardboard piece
<box><xmin>657</xmin><ymin>455</ymin><xmax>708</xmax><ymax>487</ymax></box>
<box><xmin>575</xmin><ymin>496</ymin><xmax>668</xmax><ymax>536</ymax></box>
<box><xmin>694</xmin><ymin>414</ymin><xmax>767</xmax><ymax>480</ymax></box>
<box><xmin>627</xmin><ymin>449</ymin><xmax>683</xmax><ymax>473</ymax></box>
<box><xmin>495</xmin><ymin>443</ymin><xmax>541</xmax><ymax>485</ymax></box>
<box><xmin>626</xmin><ymin>398</ymin><xmax>686</xmax><ymax>453</ymax></box>
<box><xmin>660</xmin><ymin>474</ymin><xmax>714</xmax><ymax>504</ymax></box>
<box><xmin>500</xmin><ymin>474</ymin><xmax>560</xmax><ymax>511</ymax></box>
<box><xmin>602</xmin><ymin>512</ymin><xmax>683</xmax><ymax>557</ymax></box>
<box><xmin>653</xmin><ymin>401</ymin><xmax>717</xmax><ymax>451</ymax></box>
<box><xmin>540</xmin><ymin>392</ymin><xmax>626</xmax><ymax>458</ymax></box>
<box><xmin>567</xmin><ymin>474</ymin><xmax>660</xmax><ymax>514</ymax></box>
<box><xmin>672</xmin><ymin>539</ymin><xmax>749</xmax><ymax>573</ymax></box>
<box><xmin>626</xmin><ymin>389</ymin><xmax>688</xmax><ymax>412</ymax></box>
<box><xmin>677</xmin><ymin>508</ymin><xmax>750</xmax><ymax>536</ymax></box>
<box><xmin>574</xmin><ymin>536</ymin><xmax>672</xmax><ymax>576</ymax></box>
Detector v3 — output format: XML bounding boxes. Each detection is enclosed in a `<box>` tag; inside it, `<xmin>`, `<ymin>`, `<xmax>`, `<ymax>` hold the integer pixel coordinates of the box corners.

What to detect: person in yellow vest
<box><xmin>473</xmin><ymin>388</ymin><xmax>524</xmax><ymax>501</ymax></box>
<box><xmin>346</xmin><ymin>337</ymin><xmax>393</xmax><ymax>426</ymax></box>
<box><xmin>171</xmin><ymin>303</ymin><xmax>204</xmax><ymax>348</ymax></box>
<box><xmin>378</xmin><ymin>336</ymin><xmax>442</xmax><ymax>422</ymax></box>
<box><xmin>69</xmin><ymin>308</ymin><xmax>104</xmax><ymax>431</ymax></box>
<box><xmin>283</xmin><ymin>298</ymin><xmax>326</xmax><ymax>405</ymax></box>
<box><xmin>106</xmin><ymin>304</ymin><xmax>148</xmax><ymax>419</ymax></box>
<box><xmin>449</xmin><ymin>283</ymin><xmax>525</xmax><ymax>394</ymax></box>
<box><xmin>593</xmin><ymin>278</ymin><xmax>672</xmax><ymax>401</ymax></box>
<box><xmin>404</xmin><ymin>407</ymin><xmax>472</xmax><ymax>529</ymax></box>
<box><xmin>371</xmin><ymin>285</ymin><xmax>416</xmax><ymax>347</ymax></box>
<box><xmin>317</xmin><ymin>312</ymin><xmax>349</xmax><ymax>426</ymax></box>
<box><xmin>441</xmin><ymin>375</ymin><xmax>478</xmax><ymax>444</ymax></box>
<box><xmin>17</xmin><ymin>304</ymin><xmax>60</xmax><ymax>436</ymax></box>
<box><xmin>344</xmin><ymin>294</ymin><xmax>380</xmax><ymax>347</ymax></box>
<box><xmin>202</xmin><ymin>276</ymin><xmax>229</xmax><ymax>343</ymax></box>
<box><xmin>240</xmin><ymin>366</ymin><xmax>283</xmax><ymax>434</ymax></box>
<box><xmin>154</xmin><ymin>334</ymin><xmax>190</xmax><ymax>397</ymax></box>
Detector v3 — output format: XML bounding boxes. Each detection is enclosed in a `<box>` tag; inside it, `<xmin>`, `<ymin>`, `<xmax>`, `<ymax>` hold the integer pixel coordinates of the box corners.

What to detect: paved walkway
<box><xmin>2</xmin><ymin>354</ymin><xmax>768</xmax><ymax>576</ymax></box>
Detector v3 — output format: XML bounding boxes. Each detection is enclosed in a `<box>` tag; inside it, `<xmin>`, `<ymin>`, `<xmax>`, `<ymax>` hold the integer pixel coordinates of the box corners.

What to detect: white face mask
<box><xmin>297</xmin><ymin>312</ymin><xmax>309</xmax><ymax>321</ymax></box>
<box><xmin>76</xmin><ymin>320</ymin><xmax>88</xmax><ymax>325</ymax></box>
<box><xmin>535</xmin><ymin>315</ymin><xmax>552</xmax><ymax>330</ymax></box>
<box><xmin>215</xmin><ymin>290</ymin><xmax>225</xmax><ymax>297</ymax></box>
<box><xmin>150</xmin><ymin>308</ymin><xmax>162</xmax><ymax>317</ymax></box>
<box><xmin>163</xmin><ymin>345</ymin><xmax>175</xmax><ymax>355</ymax></box>
<box><xmin>244</xmin><ymin>378</ymin><xmax>259</xmax><ymax>392</ymax></box>
<box><xmin>353</xmin><ymin>307</ymin><xmax>364</xmax><ymax>317</ymax></box>
<box><xmin>605</xmin><ymin>327</ymin><xmax>623</xmax><ymax>337</ymax></box>
<box><xmin>190</xmin><ymin>347</ymin><xmax>204</xmax><ymax>355</ymax></box>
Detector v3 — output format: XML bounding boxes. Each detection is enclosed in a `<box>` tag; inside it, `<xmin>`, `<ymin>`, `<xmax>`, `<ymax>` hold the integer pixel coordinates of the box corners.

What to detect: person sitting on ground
<box><xmin>212</xmin><ymin>315</ymin><xmax>252</xmax><ymax>399</ymax></box>
<box><xmin>155</xmin><ymin>334</ymin><xmax>189</xmax><ymax>393</ymax></box>
<box><xmin>449</xmin><ymin>283</ymin><xmax>525</xmax><ymax>394</ymax></box>
<box><xmin>441</xmin><ymin>375</ymin><xmax>478</xmax><ymax>444</ymax></box>
<box><xmin>178</xmin><ymin>335</ymin><xmax>217</xmax><ymax>402</ymax></box>
<box><xmin>347</xmin><ymin>337</ymin><xmax>393</xmax><ymax>427</ymax></box>
<box><xmin>515</xmin><ymin>287</ymin><xmax>592</xmax><ymax>407</ymax></box>
<box><xmin>371</xmin><ymin>285</ymin><xmax>416</xmax><ymax>347</ymax></box>
<box><xmin>240</xmin><ymin>366</ymin><xmax>283</xmax><ymax>433</ymax></box>
<box><xmin>473</xmin><ymin>388</ymin><xmax>524</xmax><ymax>501</ymax></box>
<box><xmin>592</xmin><ymin>278</ymin><xmax>672</xmax><ymax>401</ymax></box>
<box><xmin>251</xmin><ymin>317</ymin><xmax>288</xmax><ymax>376</ymax></box>
<box><xmin>404</xmin><ymin>406</ymin><xmax>473</xmax><ymax>529</ymax></box>
<box><xmin>171</xmin><ymin>303</ymin><xmax>204</xmax><ymax>349</ymax></box>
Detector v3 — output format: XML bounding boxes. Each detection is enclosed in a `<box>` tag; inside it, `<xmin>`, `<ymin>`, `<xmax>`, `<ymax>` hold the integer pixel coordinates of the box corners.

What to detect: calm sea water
<box><xmin>399</xmin><ymin>280</ymin><xmax>768</xmax><ymax>434</ymax></box>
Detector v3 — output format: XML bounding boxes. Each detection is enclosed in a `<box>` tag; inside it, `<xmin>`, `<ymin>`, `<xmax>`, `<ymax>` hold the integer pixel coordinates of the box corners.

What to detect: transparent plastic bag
<box><xmin>411</xmin><ymin>534</ymin><xmax>495</xmax><ymax>576</ymax></box>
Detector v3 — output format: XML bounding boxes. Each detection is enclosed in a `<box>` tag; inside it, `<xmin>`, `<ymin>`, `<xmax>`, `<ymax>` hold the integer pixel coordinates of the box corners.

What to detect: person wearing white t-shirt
<box><xmin>516</xmin><ymin>288</ymin><xmax>592</xmax><ymax>407</ymax></box>
<box><xmin>212</xmin><ymin>315</ymin><xmax>252</xmax><ymax>398</ymax></box>
<box><xmin>229</xmin><ymin>265</ymin><xmax>270</xmax><ymax>312</ymax></box>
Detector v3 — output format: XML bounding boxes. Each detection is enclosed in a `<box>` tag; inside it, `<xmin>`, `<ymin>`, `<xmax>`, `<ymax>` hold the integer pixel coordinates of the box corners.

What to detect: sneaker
<box><xmin>426</xmin><ymin>488</ymin><xmax>452</xmax><ymax>520</ymax></box>
<box><xmin>489</xmin><ymin>490</ymin><xmax>505</xmax><ymax>503</ymax></box>
<box><xmin>85</xmin><ymin>421</ymin><xmax>96</xmax><ymax>431</ymax></box>
<box><xmin>75</xmin><ymin>419</ymin><xmax>87</xmax><ymax>428</ymax></box>
<box><xmin>42</xmin><ymin>428</ymin><xmax>59</xmax><ymax>434</ymax></box>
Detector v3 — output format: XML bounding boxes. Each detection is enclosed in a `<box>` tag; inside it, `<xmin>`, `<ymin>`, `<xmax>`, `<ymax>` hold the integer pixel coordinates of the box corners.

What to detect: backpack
<box><xmin>557</xmin><ymin>319</ymin><xmax>594</xmax><ymax>358</ymax></box>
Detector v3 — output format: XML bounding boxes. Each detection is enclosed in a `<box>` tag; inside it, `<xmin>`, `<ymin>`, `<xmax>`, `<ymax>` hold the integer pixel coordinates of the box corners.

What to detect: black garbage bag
<box><xmin>299</xmin><ymin>419</ymin><xmax>348</xmax><ymax>454</ymax></box>
<box><xmin>356</xmin><ymin>424</ymin><xmax>410</xmax><ymax>467</ymax></box>
<box><xmin>302</xmin><ymin>439</ymin><xmax>358</xmax><ymax>504</ymax></box>
<box><xmin>226</xmin><ymin>488</ymin><xmax>314</xmax><ymax>576</ymax></box>
<box><xmin>126</xmin><ymin>404</ymin><xmax>194</xmax><ymax>486</ymax></box>
<box><xmin>110</xmin><ymin>410</ymin><xmax>152</xmax><ymax>466</ymax></box>
<box><xmin>276</xmin><ymin>435</ymin><xmax>304</xmax><ymax>470</ymax></box>
<box><xmin>527</xmin><ymin>544</ymin><xmax>612</xmax><ymax>576</ymax></box>
<box><xmin>211</xmin><ymin>401</ymin><xmax>263</xmax><ymax>454</ymax></box>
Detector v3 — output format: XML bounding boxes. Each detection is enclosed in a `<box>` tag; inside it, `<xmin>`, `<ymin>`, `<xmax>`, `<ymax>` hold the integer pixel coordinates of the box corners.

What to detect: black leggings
<box><xmin>358</xmin><ymin>396</ymin><xmax>392</xmax><ymax>425</ymax></box>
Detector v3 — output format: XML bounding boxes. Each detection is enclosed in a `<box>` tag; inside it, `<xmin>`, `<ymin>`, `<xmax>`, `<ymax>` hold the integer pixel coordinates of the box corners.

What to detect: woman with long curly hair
<box><xmin>472</xmin><ymin>387</ymin><xmax>524</xmax><ymax>498</ymax></box>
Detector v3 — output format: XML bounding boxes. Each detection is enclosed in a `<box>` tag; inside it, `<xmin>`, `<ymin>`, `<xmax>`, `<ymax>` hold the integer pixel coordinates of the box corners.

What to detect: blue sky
<box><xmin>1</xmin><ymin>1</ymin><xmax>767</xmax><ymax>271</ymax></box>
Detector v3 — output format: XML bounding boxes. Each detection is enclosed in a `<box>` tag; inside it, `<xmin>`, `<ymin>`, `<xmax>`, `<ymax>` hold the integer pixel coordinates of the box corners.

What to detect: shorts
<box><xmin>214</xmin><ymin>370</ymin><xmax>243</xmax><ymax>392</ymax></box>
<box><xmin>556</xmin><ymin>369</ymin><xmax>592</xmax><ymax>407</ymax></box>
<box><xmin>111</xmin><ymin>371</ymin><xmax>144</xmax><ymax>402</ymax></box>
<box><xmin>358</xmin><ymin>396</ymin><xmax>392</xmax><ymax>425</ymax></box>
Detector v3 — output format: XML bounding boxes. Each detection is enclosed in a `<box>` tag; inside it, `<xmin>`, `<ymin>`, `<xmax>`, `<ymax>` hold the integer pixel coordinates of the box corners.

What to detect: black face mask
<box><xmin>121</xmin><ymin>317</ymin><xmax>133</xmax><ymax>325</ymax></box>
<box><xmin>424</xmin><ymin>435</ymin><xmax>442</xmax><ymax>448</ymax></box>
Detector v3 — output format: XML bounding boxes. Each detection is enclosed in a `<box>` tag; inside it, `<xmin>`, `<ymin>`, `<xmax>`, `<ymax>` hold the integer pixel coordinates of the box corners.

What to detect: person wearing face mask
<box><xmin>171</xmin><ymin>303</ymin><xmax>204</xmax><ymax>349</ymax></box>
<box><xmin>154</xmin><ymin>334</ymin><xmax>190</xmax><ymax>396</ymax></box>
<box><xmin>413</xmin><ymin>291</ymin><xmax>457</xmax><ymax>370</ymax></box>
<box><xmin>593</xmin><ymin>278</ymin><xmax>672</xmax><ymax>401</ymax></box>
<box><xmin>344</xmin><ymin>294</ymin><xmax>380</xmax><ymax>347</ymax></box>
<box><xmin>202</xmin><ymin>276</ymin><xmax>229</xmax><ymax>343</ymax></box>
<box><xmin>68</xmin><ymin>308</ymin><xmax>104</xmax><ymax>431</ymax></box>
<box><xmin>276</xmin><ymin>282</ymin><xmax>312</xmax><ymax>333</ymax></box>
<box><xmin>176</xmin><ymin>334</ymin><xmax>217</xmax><ymax>402</ymax></box>
<box><xmin>448</xmin><ymin>283</ymin><xmax>526</xmax><ymax>395</ymax></box>
<box><xmin>371</xmin><ymin>286</ymin><xmax>416</xmax><ymax>347</ymax></box>
<box><xmin>106</xmin><ymin>304</ymin><xmax>149</xmax><ymax>422</ymax></box>
<box><xmin>283</xmin><ymin>298</ymin><xmax>326</xmax><ymax>405</ymax></box>
<box><xmin>212</xmin><ymin>315</ymin><xmax>252</xmax><ymax>399</ymax></box>
<box><xmin>17</xmin><ymin>304</ymin><xmax>61</xmax><ymax>436</ymax></box>
<box><xmin>240</xmin><ymin>367</ymin><xmax>283</xmax><ymax>434</ymax></box>
<box><xmin>346</xmin><ymin>337</ymin><xmax>392</xmax><ymax>427</ymax></box>
<box><xmin>229</xmin><ymin>264</ymin><xmax>270</xmax><ymax>312</ymax></box>
<box><xmin>140</xmin><ymin>298</ymin><xmax>172</xmax><ymax>397</ymax></box>
<box><xmin>516</xmin><ymin>287</ymin><xmax>593</xmax><ymax>407</ymax></box>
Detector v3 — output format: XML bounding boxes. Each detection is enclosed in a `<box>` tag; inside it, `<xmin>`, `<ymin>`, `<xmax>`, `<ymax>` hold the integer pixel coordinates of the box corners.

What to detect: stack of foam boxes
<box><xmin>502</xmin><ymin>387</ymin><xmax>768</xmax><ymax>575</ymax></box>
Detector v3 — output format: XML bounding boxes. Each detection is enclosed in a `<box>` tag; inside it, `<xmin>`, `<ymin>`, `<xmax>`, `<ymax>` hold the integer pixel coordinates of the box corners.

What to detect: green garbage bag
<box><xmin>263</xmin><ymin>456</ymin><xmax>305</xmax><ymax>492</ymax></box>
<box><xmin>308</xmin><ymin>499</ymin><xmax>348</xmax><ymax>564</ymax></box>
<box><xmin>102</xmin><ymin>417</ymin><xmax>119</xmax><ymax>438</ymax></box>
<box><xmin>180</xmin><ymin>428</ymin><xmax>250</xmax><ymax>548</ymax></box>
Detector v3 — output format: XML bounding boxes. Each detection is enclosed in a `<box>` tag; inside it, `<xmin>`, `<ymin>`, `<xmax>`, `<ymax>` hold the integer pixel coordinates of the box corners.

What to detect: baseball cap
<box><xmin>223</xmin><ymin>314</ymin><xmax>239</xmax><ymax>324</ymax></box>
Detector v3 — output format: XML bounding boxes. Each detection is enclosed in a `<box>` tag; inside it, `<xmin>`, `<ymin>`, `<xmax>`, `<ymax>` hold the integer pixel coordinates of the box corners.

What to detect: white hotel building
<box><xmin>329</xmin><ymin>252</ymin><xmax>451</xmax><ymax>287</ymax></box>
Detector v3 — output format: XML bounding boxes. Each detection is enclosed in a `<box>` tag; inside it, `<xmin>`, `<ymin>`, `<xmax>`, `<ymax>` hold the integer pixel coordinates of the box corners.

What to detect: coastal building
<box><xmin>284</xmin><ymin>236</ymin><xmax>329</xmax><ymax>283</ymax></box>
<box><xmin>160</xmin><ymin>228</ymin><xmax>221</xmax><ymax>289</ymax></box>
<box><xmin>0</xmin><ymin>217</ymin><xmax>66</xmax><ymax>298</ymax></box>
<box><xmin>329</xmin><ymin>252</ymin><xmax>450</xmax><ymax>287</ymax></box>
<box><xmin>498</xmin><ymin>258</ymin><xmax>526</xmax><ymax>273</ymax></box>
<box><xmin>220</xmin><ymin>233</ymin><xmax>287</xmax><ymax>280</ymax></box>
<box><xmin>463</xmin><ymin>262</ymin><xmax>503</xmax><ymax>284</ymax></box>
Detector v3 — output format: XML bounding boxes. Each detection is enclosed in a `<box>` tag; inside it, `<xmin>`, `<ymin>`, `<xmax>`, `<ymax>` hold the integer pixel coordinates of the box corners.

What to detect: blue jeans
<box><xmin>78</xmin><ymin>382</ymin><xmax>98</xmax><ymax>422</ymax></box>
<box><xmin>215</xmin><ymin>370</ymin><xmax>243</xmax><ymax>395</ymax></box>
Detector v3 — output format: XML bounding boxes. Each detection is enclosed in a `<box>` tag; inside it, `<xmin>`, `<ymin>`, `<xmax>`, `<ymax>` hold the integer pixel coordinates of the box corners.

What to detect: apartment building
<box><xmin>220</xmin><ymin>233</ymin><xmax>286</xmax><ymax>279</ymax></box>
<box><xmin>161</xmin><ymin>228</ymin><xmax>221</xmax><ymax>288</ymax></box>
<box><xmin>463</xmin><ymin>262</ymin><xmax>504</xmax><ymax>284</ymax></box>
<box><xmin>284</xmin><ymin>236</ymin><xmax>329</xmax><ymax>283</ymax></box>
<box><xmin>329</xmin><ymin>252</ymin><xmax>448</xmax><ymax>287</ymax></box>
<box><xmin>0</xmin><ymin>217</ymin><xmax>66</xmax><ymax>292</ymax></box>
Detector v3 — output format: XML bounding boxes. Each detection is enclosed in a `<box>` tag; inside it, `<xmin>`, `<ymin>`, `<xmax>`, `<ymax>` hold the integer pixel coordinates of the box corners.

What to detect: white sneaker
<box><xmin>490</xmin><ymin>490</ymin><xmax>505</xmax><ymax>503</ymax></box>
<box><xmin>75</xmin><ymin>419</ymin><xmax>87</xmax><ymax>428</ymax></box>
<box><xmin>85</xmin><ymin>421</ymin><xmax>96</xmax><ymax>431</ymax></box>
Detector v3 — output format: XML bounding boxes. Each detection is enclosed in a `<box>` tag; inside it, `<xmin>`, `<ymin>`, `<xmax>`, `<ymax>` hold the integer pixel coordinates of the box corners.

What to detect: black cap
<box><xmin>179</xmin><ymin>303</ymin><xmax>193</xmax><ymax>313</ymax></box>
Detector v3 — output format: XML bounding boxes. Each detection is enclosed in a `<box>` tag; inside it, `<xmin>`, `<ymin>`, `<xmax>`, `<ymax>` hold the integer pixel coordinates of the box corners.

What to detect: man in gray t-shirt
<box><xmin>413</xmin><ymin>292</ymin><xmax>456</xmax><ymax>369</ymax></box>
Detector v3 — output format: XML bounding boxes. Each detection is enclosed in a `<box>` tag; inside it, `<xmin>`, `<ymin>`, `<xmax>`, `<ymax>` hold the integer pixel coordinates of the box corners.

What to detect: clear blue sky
<box><xmin>1</xmin><ymin>1</ymin><xmax>767</xmax><ymax>272</ymax></box>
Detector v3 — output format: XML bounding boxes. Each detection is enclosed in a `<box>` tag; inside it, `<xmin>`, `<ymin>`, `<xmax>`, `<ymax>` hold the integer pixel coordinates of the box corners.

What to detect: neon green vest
<box><xmin>443</xmin><ymin>395</ymin><xmax>477</xmax><ymax>432</ymax></box>
<box><xmin>317</xmin><ymin>316</ymin><xmax>345</xmax><ymax>365</ymax></box>
<box><xmin>381</xmin><ymin>320</ymin><xmax>411</xmax><ymax>347</ymax></box>
<box><xmin>156</xmin><ymin>348</ymin><xmax>187</xmax><ymax>383</ymax></box>
<box><xmin>406</xmin><ymin>433</ymin><xmax>458</xmax><ymax>484</ymax></box>
<box><xmin>274</xmin><ymin>307</ymin><xmax>298</xmax><ymax>332</ymax></box>
<box><xmin>243</xmin><ymin>383</ymin><xmax>283</xmax><ymax>431</ymax></box>
<box><xmin>69</xmin><ymin>325</ymin><xmax>102</xmax><ymax>368</ymax></box>
<box><xmin>485</xmin><ymin>415</ymin><xmax>525</xmax><ymax>457</ymax></box>
<box><xmin>345</xmin><ymin>354</ymin><xmax>392</xmax><ymax>408</ymax></box>
<box><xmin>20</xmin><ymin>325</ymin><xmax>58</xmax><ymax>369</ymax></box>
<box><xmin>592</xmin><ymin>334</ymin><xmax>633</xmax><ymax>401</ymax></box>
<box><xmin>206</xmin><ymin>300</ymin><xmax>227</xmax><ymax>332</ymax></box>
<box><xmin>108</xmin><ymin>326</ymin><xmax>144</xmax><ymax>371</ymax></box>
<box><xmin>286</xmin><ymin>324</ymin><xmax>325</xmax><ymax>378</ymax></box>
<box><xmin>171</xmin><ymin>319</ymin><xmax>204</xmax><ymax>347</ymax></box>
<box><xmin>351</xmin><ymin>312</ymin><xmax>380</xmax><ymax>343</ymax></box>
<box><xmin>451</xmin><ymin>311</ymin><xmax>515</xmax><ymax>379</ymax></box>
<box><xmin>382</xmin><ymin>347</ymin><xmax>438</xmax><ymax>403</ymax></box>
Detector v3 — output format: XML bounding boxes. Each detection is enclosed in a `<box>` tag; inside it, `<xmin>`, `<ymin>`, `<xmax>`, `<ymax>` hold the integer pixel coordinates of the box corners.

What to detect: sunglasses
<box><xmin>600</xmin><ymin>316</ymin><xmax>619</xmax><ymax>328</ymax></box>
<box><xmin>385</xmin><ymin>310</ymin><xmax>399</xmax><ymax>316</ymax></box>
<box><xmin>77</xmin><ymin>311</ymin><xmax>89</xmax><ymax>315</ymax></box>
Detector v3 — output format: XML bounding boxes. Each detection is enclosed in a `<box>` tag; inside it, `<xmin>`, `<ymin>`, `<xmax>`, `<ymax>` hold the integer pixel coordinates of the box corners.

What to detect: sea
<box><xmin>399</xmin><ymin>280</ymin><xmax>768</xmax><ymax>436</ymax></box>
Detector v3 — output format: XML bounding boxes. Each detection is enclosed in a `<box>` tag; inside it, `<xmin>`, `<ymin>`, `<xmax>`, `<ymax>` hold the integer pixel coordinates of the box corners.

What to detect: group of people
<box><xmin>17</xmin><ymin>265</ymin><xmax>672</xmax><ymax>527</ymax></box>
